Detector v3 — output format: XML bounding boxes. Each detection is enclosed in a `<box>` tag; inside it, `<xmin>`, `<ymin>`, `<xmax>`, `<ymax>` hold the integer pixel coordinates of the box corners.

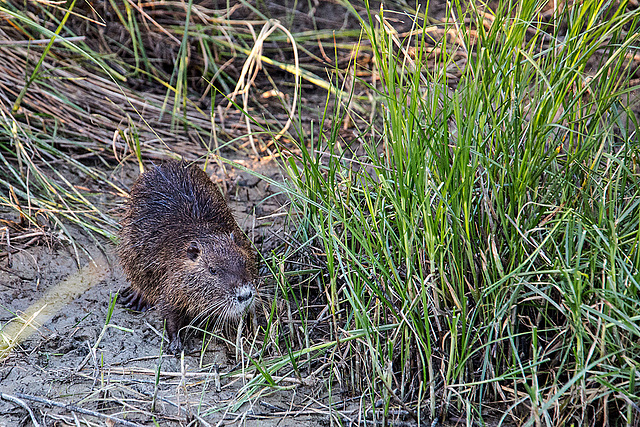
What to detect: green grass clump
<box><xmin>275</xmin><ymin>0</ymin><xmax>640</xmax><ymax>424</ymax></box>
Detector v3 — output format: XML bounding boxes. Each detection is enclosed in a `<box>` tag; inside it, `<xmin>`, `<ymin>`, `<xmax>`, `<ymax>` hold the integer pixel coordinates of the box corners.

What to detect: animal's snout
<box><xmin>237</xmin><ymin>287</ymin><xmax>254</xmax><ymax>304</ymax></box>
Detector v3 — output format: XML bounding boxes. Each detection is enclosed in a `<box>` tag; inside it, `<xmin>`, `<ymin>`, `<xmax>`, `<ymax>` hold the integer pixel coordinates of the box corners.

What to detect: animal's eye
<box><xmin>209</xmin><ymin>266</ymin><xmax>217</xmax><ymax>275</ymax></box>
<box><xmin>186</xmin><ymin>242</ymin><xmax>200</xmax><ymax>261</ymax></box>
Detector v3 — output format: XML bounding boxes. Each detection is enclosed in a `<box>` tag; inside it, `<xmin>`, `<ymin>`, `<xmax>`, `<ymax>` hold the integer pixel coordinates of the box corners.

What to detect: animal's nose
<box><xmin>237</xmin><ymin>289</ymin><xmax>253</xmax><ymax>303</ymax></box>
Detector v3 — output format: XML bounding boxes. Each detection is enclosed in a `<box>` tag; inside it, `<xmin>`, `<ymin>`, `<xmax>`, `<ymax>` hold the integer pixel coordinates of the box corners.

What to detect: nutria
<box><xmin>117</xmin><ymin>160</ymin><xmax>257</xmax><ymax>353</ymax></box>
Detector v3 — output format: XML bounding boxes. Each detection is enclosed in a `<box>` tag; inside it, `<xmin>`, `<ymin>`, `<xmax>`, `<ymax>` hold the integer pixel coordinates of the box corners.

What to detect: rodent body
<box><xmin>117</xmin><ymin>160</ymin><xmax>257</xmax><ymax>353</ymax></box>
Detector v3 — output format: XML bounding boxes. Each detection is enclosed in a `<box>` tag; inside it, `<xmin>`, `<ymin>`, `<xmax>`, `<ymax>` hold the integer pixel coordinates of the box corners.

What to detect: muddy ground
<box><xmin>0</xmin><ymin>156</ymin><xmax>339</xmax><ymax>426</ymax></box>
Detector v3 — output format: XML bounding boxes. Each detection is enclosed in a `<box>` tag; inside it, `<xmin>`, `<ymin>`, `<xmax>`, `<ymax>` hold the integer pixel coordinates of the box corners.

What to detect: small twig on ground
<box><xmin>134</xmin><ymin>389</ymin><xmax>213</xmax><ymax>427</ymax></box>
<box><xmin>1</xmin><ymin>392</ymin><xmax>41</xmax><ymax>427</ymax></box>
<box><xmin>89</xmin><ymin>366</ymin><xmax>315</xmax><ymax>386</ymax></box>
<box><xmin>4</xmin><ymin>392</ymin><xmax>144</xmax><ymax>427</ymax></box>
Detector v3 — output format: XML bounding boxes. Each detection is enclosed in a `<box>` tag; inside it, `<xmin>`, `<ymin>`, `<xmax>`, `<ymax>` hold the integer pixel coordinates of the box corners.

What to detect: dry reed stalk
<box><xmin>0</xmin><ymin>37</ymin><xmax>238</xmax><ymax>160</ymax></box>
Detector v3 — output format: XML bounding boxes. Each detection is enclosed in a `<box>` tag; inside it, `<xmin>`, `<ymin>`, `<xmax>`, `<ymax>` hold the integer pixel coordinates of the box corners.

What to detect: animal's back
<box><xmin>118</xmin><ymin>161</ymin><xmax>242</xmax><ymax>303</ymax></box>
<box><xmin>125</xmin><ymin>161</ymin><xmax>234</xmax><ymax>233</ymax></box>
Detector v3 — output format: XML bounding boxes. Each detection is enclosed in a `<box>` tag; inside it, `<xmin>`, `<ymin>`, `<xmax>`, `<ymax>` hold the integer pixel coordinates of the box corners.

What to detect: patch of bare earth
<box><xmin>0</xmin><ymin>156</ymin><xmax>332</xmax><ymax>426</ymax></box>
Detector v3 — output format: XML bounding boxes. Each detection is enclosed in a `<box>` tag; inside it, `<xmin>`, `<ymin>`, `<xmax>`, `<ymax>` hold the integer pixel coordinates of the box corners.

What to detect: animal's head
<box><xmin>177</xmin><ymin>231</ymin><xmax>257</xmax><ymax>322</ymax></box>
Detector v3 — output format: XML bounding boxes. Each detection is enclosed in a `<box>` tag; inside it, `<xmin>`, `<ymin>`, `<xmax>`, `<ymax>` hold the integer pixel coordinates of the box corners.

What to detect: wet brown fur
<box><xmin>117</xmin><ymin>160</ymin><xmax>257</xmax><ymax>353</ymax></box>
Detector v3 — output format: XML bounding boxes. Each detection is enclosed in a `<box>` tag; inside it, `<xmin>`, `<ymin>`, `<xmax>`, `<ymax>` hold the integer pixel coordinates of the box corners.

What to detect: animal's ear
<box><xmin>186</xmin><ymin>241</ymin><xmax>200</xmax><ymax>261</ymax></box>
